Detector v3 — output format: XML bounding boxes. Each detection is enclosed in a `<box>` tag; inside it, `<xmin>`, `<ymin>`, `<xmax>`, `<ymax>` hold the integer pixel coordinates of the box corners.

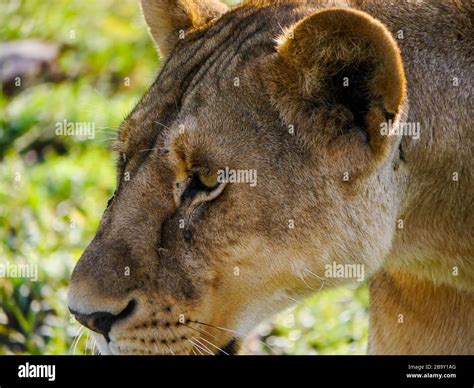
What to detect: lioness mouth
<box><xmin>218</xmin><ymin>338</ymin><xmax>238</xmax><ymax>356</ymax></box>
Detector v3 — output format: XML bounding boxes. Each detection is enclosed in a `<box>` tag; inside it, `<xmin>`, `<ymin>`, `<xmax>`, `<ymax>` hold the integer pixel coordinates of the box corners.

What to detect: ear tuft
<box><xmin>141</xmin><ymin>0</ymin><xmax>228</xmax><ymax>57</ymax></box>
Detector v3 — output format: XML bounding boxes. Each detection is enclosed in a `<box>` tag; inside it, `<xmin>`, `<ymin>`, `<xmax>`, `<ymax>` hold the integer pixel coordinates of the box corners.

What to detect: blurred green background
<box><xmin>0</xmin><ymin>0</ymin><xmax>368</xmax><ymax>355</ymax></box>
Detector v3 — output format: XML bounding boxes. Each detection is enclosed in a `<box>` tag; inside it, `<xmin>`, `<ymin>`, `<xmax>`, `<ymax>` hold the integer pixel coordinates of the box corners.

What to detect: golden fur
<box><xmin>68</xmin><ymin>0</ymin><xmax>473</xmax><ymax>355</ymax></box>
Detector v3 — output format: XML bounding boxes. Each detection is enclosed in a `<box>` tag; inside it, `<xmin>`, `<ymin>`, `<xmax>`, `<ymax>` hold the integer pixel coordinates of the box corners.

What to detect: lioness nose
<box><xmin>70</xmin><ymin>300</ymin><xmax>136</xmax><ymax>340</ymax></box>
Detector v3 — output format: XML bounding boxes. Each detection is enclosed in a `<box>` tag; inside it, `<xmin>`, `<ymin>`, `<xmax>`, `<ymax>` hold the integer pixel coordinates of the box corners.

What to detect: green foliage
<box><xmin>0</xmin><ymin>0</ymin><xmax>369</xmax><ymax>355</ymax></box>
<box><xmin>0</xmin><ymin>148</ymin><xmax>116</xmax><ymax>354</ymax></box>
<box><xmin>0</xmin><ymin>0</ymin><xmax>157</xmax><ymax>154</ymax></box>
<box><xmin>1</xmin><ymin>0</ymin><xmax>155</xmax><ymax>355</ymax></box>
<box><xmin>249</xmin><ymin>284</ymin><xmax>369</xmax><ymax>355</ymax></box>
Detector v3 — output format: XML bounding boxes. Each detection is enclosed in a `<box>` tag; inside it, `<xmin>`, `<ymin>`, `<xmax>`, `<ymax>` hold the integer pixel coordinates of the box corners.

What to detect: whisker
<box><xmin>138</xmin><ymin>147</ymin><xmax>157</xmax><ymax>153</ymax></box>
<box><xmin>303</xmin><ymin>268</ymin><xmax>325</xmax><ymax>280</ymax></box>
<box><xmin>167</xmin><ymin>326</ymin><xmax>187</xmax><ymax>356</ymax></box>
<box><xmin>95</xmin><ymin>126</ymin><xmax>119</xmax><ymax>131</ymax></box>
<box><xmin>277</xmin><ymin>22</ymin><xmax>285</xmax><ymax>35</ymax></box>
<box><xmin>152</xmin><ymin>331</ymin><xmax>161</xmax><ymax>355</ymax></box>
<box><xmin>85</xmin><ymin>330</ymin><xmax>91</xmax><ymax>354</ymax></box>
<box><xmin>94</xmin><ymin>132</ymin><xmax>118</xmax><ymax>138</ymax></box>
<box><xmin>188</xmin><ymin>338</ymin><xmax>213</xmax><ymax>355</ymax></box>
<box><xmin>198</xmin><ymin>336</ymin><xmax>229</xmax><ymax>356</ymax></box>
<box><xmin>191</xmin><ymin>337</ymin><xmax>214</xmax><ymax>355</ymax></box>
<box><xmin>190</xmin><ymin>320</ymin><xmax>279</xmax><ymax>355</ymax></box>
<box><xmin>95</xmin><ymin>137</ymin><xmax>117</xmax><ymax>144</ymax></box>
<box><xmin>302</xmin><ymin>268</ymin><xmax>325</xmax><ymax>292</ymax></box>
<box><xmin>72</xmin><ymin>326</ymin><xmax>84</xmax><ymax>354</ymax></box>
<box><xmin>70</xmin><ymin>326</ymin><xmax>85</xmax><ymax>355</ymax></box>
<box><xmin>153</xmin><ymin>120</ymin><xmax>173</xmax><ymax>131</ymax></box>
<box><xmin>91</xmin><ymin>336</ymin><xmax>97</xmax><ymax>355</ymax></box>
<box><xmin>154</xmin><ymin>326</ymin><xmax>174</xmax><ymax>356</ymax></box>
<box><xmin>143</xmin><ymin>335</ymin><xmax>151</xmax><ymax>355</ymax></box>
<box><xmin>189</xmin><ymin>341</ymin><xmax>202</xmax><ymax>355</ymax></box>
<box><xmin>137</xmin><ymin>147</ymin><xmax>169</xmax><ymax>154</ymax></box>
<box><xmin>181</xmin><ymin>323</ymin><xmax>229</xmax><ymax>355</ymax></box>
<box><xmin>283</xmin><ymin>294</ymin><xmax>301</xmax><ymax>304</ymax></box>
<box><xmin>164</xmin><ymin>340</ymin><xmax>175</xmax><ymax>355</ymax></box>
<box><xmin>188</xmin><ymin>339</ymin><xmax>206</xmax><ymax>355</ymax></box>
<box><xmin>94</xmin><ymin>129</ymin><xmax>118</xmax><ymax>133</ymax></box>
<box><xmin>298</xmin><ymin>274</ymin><xmax>318</xmax><ymax>292</ymax></box>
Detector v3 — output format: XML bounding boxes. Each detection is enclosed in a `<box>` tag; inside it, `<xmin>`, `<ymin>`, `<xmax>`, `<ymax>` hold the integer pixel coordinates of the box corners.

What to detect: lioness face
<box><xmin>68</xmin><ymin>0</ymin><xmax>407</xmax><ymax>355</ymax></box>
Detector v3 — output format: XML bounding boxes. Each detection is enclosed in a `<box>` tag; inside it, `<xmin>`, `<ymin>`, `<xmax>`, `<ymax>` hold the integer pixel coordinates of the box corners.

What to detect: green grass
<box><xmin>0</xmin><ymin>147</ymin><xmax>116</xmax><ymax>354</ymax></box>
<box><xmin>249</xmin><ymin>284</ymin><xmax>369</xmax><ymax>355</ymax></box>
<box><xmin>0</xmin><ymin>0</ymin><xmax>369</xmax><ymax>355</ymax></box>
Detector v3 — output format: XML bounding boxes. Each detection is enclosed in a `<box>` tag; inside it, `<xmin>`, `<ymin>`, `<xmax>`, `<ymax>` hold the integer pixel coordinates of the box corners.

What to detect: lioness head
<box><xmin>68</xmin><ymin>0</ymin><xmax>407</xmax><ymax>355</ymax></box>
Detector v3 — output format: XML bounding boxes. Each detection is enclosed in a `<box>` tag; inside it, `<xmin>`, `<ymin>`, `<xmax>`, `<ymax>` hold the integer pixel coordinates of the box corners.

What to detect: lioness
<box><xmin>68</xmin><ymin>0</ymin><xmax>473</xmax><ymax>355</ymax></box>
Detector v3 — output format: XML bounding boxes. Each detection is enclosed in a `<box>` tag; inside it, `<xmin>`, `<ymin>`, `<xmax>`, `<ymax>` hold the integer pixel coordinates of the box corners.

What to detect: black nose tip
<box><xmin>70</xmin><ymin>300</ymin><xmax>136</xmax><ymax>341</ymax></box>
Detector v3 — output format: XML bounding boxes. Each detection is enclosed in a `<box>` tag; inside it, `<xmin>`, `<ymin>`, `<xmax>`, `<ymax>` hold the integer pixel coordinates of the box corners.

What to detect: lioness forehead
<box><xmin>115</xmin><ymin>2</ymin><xmax>309</xmax><ymax>155</ymax></box>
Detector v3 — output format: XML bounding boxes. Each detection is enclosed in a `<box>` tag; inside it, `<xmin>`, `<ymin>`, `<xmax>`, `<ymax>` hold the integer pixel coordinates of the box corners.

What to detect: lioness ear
<box><xmin>267</xmin><ymin>8</ymin><xmax>407</xmax><ymax>165</ymax></box>
<box><xmin>140</xmin><ymin>0</ymin><xmax>228</xmax><ymax>57</ymax></box>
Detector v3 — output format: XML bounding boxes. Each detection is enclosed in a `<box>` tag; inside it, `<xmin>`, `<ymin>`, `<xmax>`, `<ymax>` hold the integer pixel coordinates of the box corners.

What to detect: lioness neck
<box><xmin>350</xmin><ymin>0</ymin><xmax>473</xmax><ymax>289</ymax></box>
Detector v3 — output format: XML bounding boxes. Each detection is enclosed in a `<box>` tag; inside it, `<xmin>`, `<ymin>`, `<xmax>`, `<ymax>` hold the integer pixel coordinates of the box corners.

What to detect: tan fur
<box><xmin>141</xmin><ymin>0</ymin><xmax>228</xmax><ymax>56</ymax></box>
<box><xmin>68</xmin><ymin>0</ymin><xmax>473</xmax><ymax>355</ymax></box>
<box><xmin>369</xmin><ymin>269</ymin><xmax>473</xmax><ymax>354</ymax></box>
<box><xmin>266</xmin><ymin>7</ymin><xmax>407</xmax><ymax>171</ymax></box>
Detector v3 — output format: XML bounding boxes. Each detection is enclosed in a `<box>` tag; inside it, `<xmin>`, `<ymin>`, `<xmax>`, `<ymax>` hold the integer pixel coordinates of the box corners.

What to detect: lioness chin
<box><xmin>68</xmin><ymin>0</ymin><xmax>473</xmax><ymax>355</ymax></box>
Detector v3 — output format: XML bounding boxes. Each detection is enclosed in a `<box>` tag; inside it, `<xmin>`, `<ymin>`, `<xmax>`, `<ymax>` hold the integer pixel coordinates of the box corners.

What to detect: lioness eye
<box><xmin>180</xmin><ymin>172</ymin><xmax>225</xmax><ymax>205</ymax></box>
<box><xmin>197</xmin><ymin>171</ymin><xmax>219</xmax><ymax>189</ymax></box>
